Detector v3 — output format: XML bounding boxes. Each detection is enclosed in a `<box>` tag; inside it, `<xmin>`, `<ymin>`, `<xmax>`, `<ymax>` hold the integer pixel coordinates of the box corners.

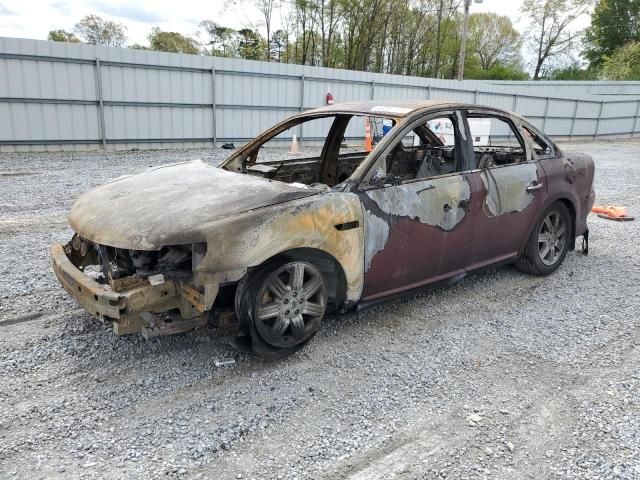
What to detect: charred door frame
<box><xmin>460</xmin><ymin>109</ymin><xmax>550</xmax><ymax>265</ymax></box>
<box><xmin>356</xmin><ymin>108</ymin><xmax>479</xmax><ymax>300</ymax></box>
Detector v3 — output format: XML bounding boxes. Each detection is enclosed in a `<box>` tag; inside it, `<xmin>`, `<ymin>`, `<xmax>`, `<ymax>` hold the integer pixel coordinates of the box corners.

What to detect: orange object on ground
<box><xmin>591</xmin><ymin>205</ymin><xmax>634</xmax><ymax>221</ymax></box>
<box><xmin>364</xmin><ymin>117</ymin><xmax>373</xmax><ymax>152</ymax></box>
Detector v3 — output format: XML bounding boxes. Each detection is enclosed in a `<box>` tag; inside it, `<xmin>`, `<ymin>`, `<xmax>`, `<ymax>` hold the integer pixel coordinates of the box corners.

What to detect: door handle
<box><xmin>526</xmin><ymin>181</ymin><xmax>544</xmax><ymax>192</ymax></box>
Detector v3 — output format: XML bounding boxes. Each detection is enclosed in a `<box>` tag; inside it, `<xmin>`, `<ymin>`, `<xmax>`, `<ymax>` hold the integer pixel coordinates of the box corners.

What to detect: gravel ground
<box><xmin>0</xmin><ymin>142</ymin><xmax>639</xmax><ymax>480</ymax></box>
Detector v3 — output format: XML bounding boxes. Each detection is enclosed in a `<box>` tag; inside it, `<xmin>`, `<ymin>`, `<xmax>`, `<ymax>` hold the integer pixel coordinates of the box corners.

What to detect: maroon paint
<box><xmin>359</xmin><ymin>174</ymin><xmax>479</xmax><ymax>300</ymax></box>
<box><xmin>467</xmin><ymin>162</ymin><xmax>548</xmax><ymax>265</ymax></box>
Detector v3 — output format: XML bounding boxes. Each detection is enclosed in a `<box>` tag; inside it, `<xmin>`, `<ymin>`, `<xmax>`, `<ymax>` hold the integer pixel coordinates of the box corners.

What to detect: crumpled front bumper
<box><xmin>50</xmin><ymin>243</ymin><xmax>207</xmax><ymax>335</ymax></box>
<box><xmin>51</xmin><ymin>243</ymin><xmax>127</xmax><ymax>321</ymax></box>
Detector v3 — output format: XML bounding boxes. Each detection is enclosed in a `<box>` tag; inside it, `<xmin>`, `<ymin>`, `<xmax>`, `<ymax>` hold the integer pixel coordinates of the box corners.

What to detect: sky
<box><xmin>0</xmin><ymin>0</ymin><xmax>592</xmax><ymax>47</ymax></box>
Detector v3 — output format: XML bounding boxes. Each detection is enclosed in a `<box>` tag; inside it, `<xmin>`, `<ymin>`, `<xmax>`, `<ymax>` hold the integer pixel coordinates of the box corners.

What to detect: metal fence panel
<box><xmin>104</xmin><ymin>105</ymin><xmax>212</xmax><ymax>140</ymax></box>
<box><xmin>0</xmin><ymin>58</ymin><xmax>96</xmax><ymax>100</ymax></box>
<box><xmin>102</xmin><ymin>66</ymin><xmax>212</xmax><ymax>104</ymax></box>
<box><xmin>0</xmin><ymin>102</ymin><xmax>100</xmax><ymax>141</ymax></box>
<box><xmin>2</xmin><ymin>36</ymin><xmax>640</xmax><ymax>151</ymax></box>
<box><xmin>573</xmin><ymin>118</ymin><xmax>599</xmax><ymax>136</ymax></box>
<box><xmin>599</xmin><ymin>117</ymin><xmax>635</xmax><ymax>135</ymax></box>
<box><xmin>545</xmin><ymin>118</ymin><xmax>573</xmax><ymax>136</ymax></box>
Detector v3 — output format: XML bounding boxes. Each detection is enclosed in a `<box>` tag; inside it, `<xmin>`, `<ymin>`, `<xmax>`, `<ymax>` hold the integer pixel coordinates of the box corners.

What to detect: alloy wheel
<box><xmin>253</xmin><ymin>262</ymin><xmax>327</xmax><ymax>348</ymax></box>
<box><xmin>538</xmin><ymin>211</ymin><xmax>567</xmax><ymax>266</ymax></box>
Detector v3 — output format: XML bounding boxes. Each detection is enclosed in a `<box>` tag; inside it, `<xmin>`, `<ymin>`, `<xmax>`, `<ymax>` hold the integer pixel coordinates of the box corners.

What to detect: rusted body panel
<box><xmin>467</xmin><ymin>162</ymin><xmax>547</xmax><ymax>264</ymax></box>
<box><xmin>51</xmin><ymin>99</ymin><xmax>594</xmax><ymax>339</ymax></box>
<box><xmin>51</xmin><ymin>243</ymin><xmax>125</xmax><ymax>319</ymax></box>
<box><xmin>359</xmin><ymin>172</ymin><xmax>476</xmax><ymax>299</ymax></box>
<box><xmin>51</xmin><ymin>243</ymin><xmax>206</xmax><ymax>335</ymax></box>
<box><xmin>538</xmin><ymin>151</ymin><xmax>595</xmax><ymax>239</ymax></box>
<box><xmin>189</xmin><ymin>192</ymin><xmax>365</xmax><ymax>302</ymax></box>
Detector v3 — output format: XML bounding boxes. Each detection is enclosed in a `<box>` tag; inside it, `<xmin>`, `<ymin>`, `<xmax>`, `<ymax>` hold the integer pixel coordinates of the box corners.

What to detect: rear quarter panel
<box><xmin>538</xmin><ymin>150</ymin><xmax>595</xmax><ymax>239</ymax></box>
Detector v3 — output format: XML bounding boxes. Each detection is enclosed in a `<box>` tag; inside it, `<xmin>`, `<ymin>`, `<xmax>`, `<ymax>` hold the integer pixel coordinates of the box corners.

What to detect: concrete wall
<box><xmin>2</xmin><ymin>36</ymin><xmax>640</xmax><ymax>152</ymax></box>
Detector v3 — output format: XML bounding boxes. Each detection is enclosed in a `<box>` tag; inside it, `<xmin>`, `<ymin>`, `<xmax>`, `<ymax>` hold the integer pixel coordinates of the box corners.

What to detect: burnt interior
<box><xmin>234</xmin><ymin>114</ymin><xmax>379</xmax><ymax>189</ymax></box>
<box><xmin>246</xmin><ymin>152</ymin><xmax>366</xmax><ymax>187</ymax></box>
<box><xmin>385</xmin><ymin>145</ymin><xmax>457</xmax><ymax>182</ymax></box>
<box><xmin>236</xmin><ymin>113</ymin><xmax>463</xmax><ymax>188</ymax></box>
<box><xmin>225</xmin><ymin>108</ymin><xmax>551</xmax><ymax>191</ymax></box>
<box><xmin>469</xmin><ymin>115</ymin><xmax>528</xmax><ymax>168</ymax></box>
<box><xmin>473</xmin><ymin>146</ymin><xmax>527</xmax><ymax>168</ymax></box>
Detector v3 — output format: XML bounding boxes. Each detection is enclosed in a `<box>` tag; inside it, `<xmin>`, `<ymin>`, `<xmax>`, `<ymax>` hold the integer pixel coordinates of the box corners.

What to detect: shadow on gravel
<box><xmin>47</xmin><ymin>249</ymin><xmax>604</xmax><ymax>386</ymax></box>
<box><xmin>53</xmin><ymin>262</ymin><xmax>516</xmax><ymax>368</ymax></box>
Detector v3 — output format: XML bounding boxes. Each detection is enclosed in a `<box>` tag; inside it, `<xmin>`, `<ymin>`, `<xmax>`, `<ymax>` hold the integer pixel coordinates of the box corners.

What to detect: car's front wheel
<box><xmin>236</xmin><ymin>260</ymin><xmax>328</xmax><ymax>359</ymax></box>
<box><xmin>516</xmin><ymin>202</ymin><xmax>572</xmax><ymax>276</ymax></box>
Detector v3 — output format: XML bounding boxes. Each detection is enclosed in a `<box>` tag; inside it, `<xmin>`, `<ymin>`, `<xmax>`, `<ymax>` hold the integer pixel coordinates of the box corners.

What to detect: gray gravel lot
<box><xmin>0</xmin><ymin>142</ymin><xmax>639</xmax><ymax>480</ymax></box>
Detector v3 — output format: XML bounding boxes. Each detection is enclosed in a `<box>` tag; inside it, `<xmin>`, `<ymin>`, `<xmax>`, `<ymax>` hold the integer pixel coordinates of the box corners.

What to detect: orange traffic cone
<box><xmin>592</xmin><ymin>205</ymin><xmax>634</xmax><ymax>221</ymax></box>
<box><xmin>364</xmin><ymin>117</ymin><xmax>373</xmax><ymax>153</ymax></box>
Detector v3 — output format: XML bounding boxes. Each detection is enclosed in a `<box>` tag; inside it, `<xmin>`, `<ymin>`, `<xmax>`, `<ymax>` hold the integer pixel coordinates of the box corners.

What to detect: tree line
<box><xmin>47</xmin><ymin>1</ymin><xmax>640</xmax><ymax>81</ymax></box>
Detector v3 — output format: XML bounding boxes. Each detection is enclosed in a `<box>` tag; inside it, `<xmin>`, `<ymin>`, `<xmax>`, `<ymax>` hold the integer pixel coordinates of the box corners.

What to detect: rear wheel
<box><xmin>515</xmin><ymin>202</ymin><xmax>571</xmax><ymax>276</ymax></box>
<box><xmin>236</xmin><ymin>260</ymin><xmax>327</xmax><ymax>359</ymax></box>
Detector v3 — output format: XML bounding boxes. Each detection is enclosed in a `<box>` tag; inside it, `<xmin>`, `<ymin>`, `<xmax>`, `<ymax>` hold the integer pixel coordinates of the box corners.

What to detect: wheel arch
<box><xmin>556</xmin><ymin>197</ymin><xmax>577</xmax><ymax>250</ymax></box>
<box><xmin>520</xmin><ymin>195</ymin><xmax>577</xmax><ymax>254</ymax></box>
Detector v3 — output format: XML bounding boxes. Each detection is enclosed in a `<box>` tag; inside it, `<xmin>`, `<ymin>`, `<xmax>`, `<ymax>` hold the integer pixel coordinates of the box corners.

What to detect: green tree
<box><xmin>467</xmin><ymin>13</ymin><xmax>522</xmax><ymax>70</ymax></box>
<box><xmin>549</xmin><ymin>64</ymin><xmax>598</xmax><ymax>79</ymax></box>
<box><xmin>270</xmin><ymin>29</ymin><xmax>288</xmax><ymax>61</ymax></box>
<box><xmin>521</xmin><ymin>0</ymin><xmax>592</xmax><ymax>79</ymax></box>
<box><xmin>148</xmin><ymin>27</ymin><xmax>199</xmax><ymax>54</ymax></box>
<box><xmin>584</xmin><ymin>0</ymin><xmax>640</xmax><ymax>68</ymax></box>
<box><xmin>199</xmin><ymin>20</ymin><xmax>239</xmax><ymax>57</ymax></box>
<box><xmin>255</xmin><ymin>0</ymin><xmax>277</xmax><ymax>60</ymax></box>
<box><xmin>465</xmin><ymin>62</ymin><xmax>530</xmax><ymax>80</ymax></box>
<box><xmin>238</xmin><ymin>28</ymin><xmax>266</xmax><ymax>60</ymax></box>
<box><xmin>74</xmin><ymin>14</ymin><xmax>127</xmax><ymax>47</ymax></box>
<box><xmin>48</xmin><ymin>29</ymin><xmax>80</xmax><ymax>43</ymax></box>
<box><xmin>602</xmin><ymin>41</ymin><xmax>640</xmax><ymax>79</ymax></box>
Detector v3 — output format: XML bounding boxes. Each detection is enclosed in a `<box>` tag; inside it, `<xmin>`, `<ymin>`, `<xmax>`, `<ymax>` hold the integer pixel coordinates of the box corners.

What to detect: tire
<box><xmin>235</xmin><ymin>260</ymin><xmax>328</xmax><ymax>359</ymax></box>
<box><xmin>515</xmin><ymin>202</ymin><xmax>572</xmax><ymax>276</ymax></box>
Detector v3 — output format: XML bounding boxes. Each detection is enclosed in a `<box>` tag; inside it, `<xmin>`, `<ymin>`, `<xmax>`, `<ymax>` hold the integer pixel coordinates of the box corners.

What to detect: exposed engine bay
<box><xmin>56</xmin><ymin>235</ymin><xmax>237</xmax><ymax>337</ymax></box>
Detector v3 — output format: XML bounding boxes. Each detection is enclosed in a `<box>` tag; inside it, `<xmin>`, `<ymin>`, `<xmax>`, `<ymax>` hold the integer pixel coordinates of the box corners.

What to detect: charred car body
<box><xmin>51</xmin><ymin>100</ymin><xmax>595</xmax><ymax>357</ymax></box>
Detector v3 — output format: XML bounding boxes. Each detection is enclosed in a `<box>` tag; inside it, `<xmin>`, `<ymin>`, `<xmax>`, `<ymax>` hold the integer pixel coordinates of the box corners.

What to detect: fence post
<box><xmin>426</xmin><ymin>84</ymin><xmax>431</xmax><ymax>100</ymax></box>
<box><xmin>594</xmin><ymin>100</ymin><xmax>604</xmax><ymax>139</ymax></box>
<box><xmin>633</xmin><ymin>100</ymin><xmax>640</xmax><ymax>138</ymax></box>
<box><xmin>211</xmin><ymin>66</ymin><xmax>216</xmax><ymax>146</ymax></box>
<box><xmin>511</xmin><ymin>94</ymin><xmax>518</xmax><ymax>113</ymax></box>
<box><xmin>299</xmin><ymin>74</ymin><xmax>305</xmax><ymax>141</ymax></box>
<box><xmin>541</xmin><ymin>97</ymin><xmax>550</xmax><ymax>133</ymax></box>
<box><xmin>474</xmin><ymin>88</ymin><xmax>479</xmax><ymax>104</ymax></box>
<box><xmin>569</xmin><ymin>100</ymin><xmax>579</xmax><ymax>140</ymax></box>
<box><xmin>370</xmin><ymin>80</ymin><xmax>375</xmax><ymax>100</ymax></box>
<box><xmin>95</xmin><ymin>57</ymin><xmax>107</xmax><ymax>150</ymax></box>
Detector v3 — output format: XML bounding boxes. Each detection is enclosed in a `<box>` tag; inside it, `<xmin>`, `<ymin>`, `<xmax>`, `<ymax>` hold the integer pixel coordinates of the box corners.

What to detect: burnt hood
<box><xmin>68</xmin><ymin>160</ymin><xmax>319</xmax><ymax>250</ymax></box>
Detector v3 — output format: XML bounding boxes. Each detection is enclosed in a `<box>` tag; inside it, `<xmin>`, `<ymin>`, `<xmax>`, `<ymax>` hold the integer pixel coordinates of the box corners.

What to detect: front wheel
<box><xmin>515</xmin><ymin>202</ymin><xmax>572</xmax><ymax>276</ymax></box>
<box><xmin>236</xmin><ymin>260</ymin><xmax>328</xmax><ymax>359</ymax></box>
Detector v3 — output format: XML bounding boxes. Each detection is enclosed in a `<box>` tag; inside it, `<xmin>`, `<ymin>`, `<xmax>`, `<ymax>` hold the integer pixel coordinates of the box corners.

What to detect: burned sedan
<box><xmin>51</xmin><ymin>100</ymin><xmax>595</xmax><ymax>357</ymax></box>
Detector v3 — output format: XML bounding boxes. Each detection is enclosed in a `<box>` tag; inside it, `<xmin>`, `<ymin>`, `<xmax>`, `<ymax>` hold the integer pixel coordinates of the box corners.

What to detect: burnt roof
<box><xmin>303</xmin><ymin>99</ymin><xmax>468</xmax><ymax>118</ymax></box>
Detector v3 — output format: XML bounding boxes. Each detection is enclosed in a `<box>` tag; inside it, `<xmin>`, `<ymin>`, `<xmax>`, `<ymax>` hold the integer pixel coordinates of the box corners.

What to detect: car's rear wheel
<box><xmin>516</xmin><ymin>202</ymin><xmax>571</xmax><ymax>276</ymax></box>
<box><xmin>236</xmin><ymin>260</ymin><xmax>328</xmax><ymax>359</ymax></box>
